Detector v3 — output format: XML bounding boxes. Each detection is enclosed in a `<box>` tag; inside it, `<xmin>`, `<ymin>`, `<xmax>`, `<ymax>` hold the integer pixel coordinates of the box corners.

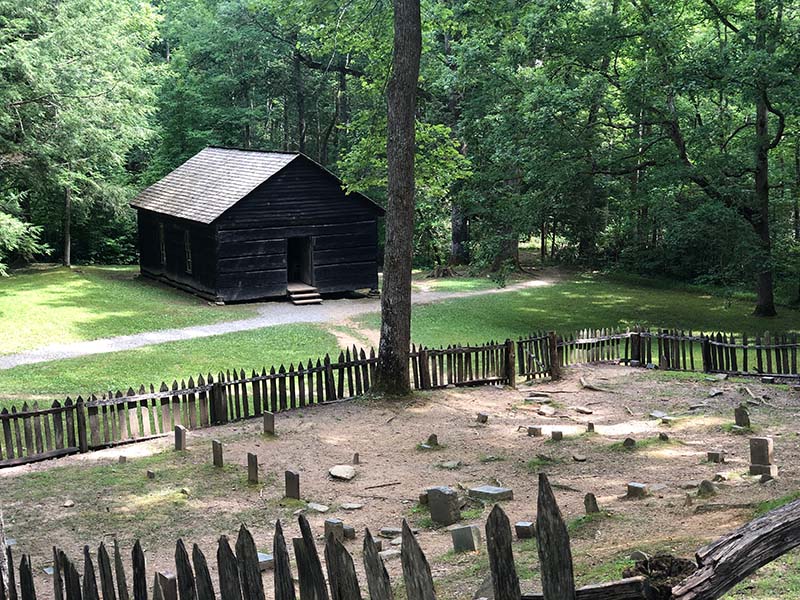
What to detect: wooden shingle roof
<box><xmin>131</xmin><ymin>147</ymin><xmax>300</xmax><ymax>224</ymax></box>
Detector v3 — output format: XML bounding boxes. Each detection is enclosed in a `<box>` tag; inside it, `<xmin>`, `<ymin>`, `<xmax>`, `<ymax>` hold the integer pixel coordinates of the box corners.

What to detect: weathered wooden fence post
<box><xmin>701</xmin><ymin>335</ymin><xmax>712</xmax><ymax>373</ymax></box>
<box><xmin>210</xmin><ymin>383</ymin><xmax>226</xmax><ymax>425</ymax></box>
<box><xmin>323</xmin><ymin>355</ymin><xmax>337</xmax><ymax>402</ymax></box>
<box><xmin>537</xmin><ymin>473</ymin><xmax>577</xmax><ymax>600</ymax></box>
<box><xmin>630</xmin><ymin>329</ymin><xmax>641</xmax><ymax>365</ymax></box>
<box><xmin>503</xmin><ymin>339</ymin><xmax>516</xmax><ymax>389</ymax></box>
<box><xmin>485</xmin><ymin>505</ymin><xmax>520</xmax><ymax>600</ymax></box>
<box><xmin>400</xmin><ymin>521</ymin><xmax>435</xmax><ymax>600</ymax></box>
<box><xmin>418</xmin><ymin>348</ymin><xmax>432</xmax><ymax>390</ymax></box>
<box><xmin>76</xmin><ymin>398</ymin><xmax>89</xmax><ymax>454</ymax></box>
<box><xmin>547</xmin><ymin>332</ymin><xmax>561</xmax><ymax>381</ymax></box>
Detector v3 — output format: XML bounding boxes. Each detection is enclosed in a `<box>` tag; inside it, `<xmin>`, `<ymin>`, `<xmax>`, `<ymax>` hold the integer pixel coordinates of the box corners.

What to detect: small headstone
<box><xmin>626</xmin><ymin>482</ymin><xmax>648</xmax><ymax>499</ymax></box>
<box><xmin>587</xmin><ymin>422</ymin><xmax>595</xmax><ymax>433</ymax></box>
<box><xmin>623</xmin><ymin>437</ymin><xmax>636</xmax><ymax>449</ymax></box>
<box><xmin>43</xmin><ymin>567</ymin><xmax>54</xmax><ymax>576</ymax></box>
<box><xmin>352</xmin><ymin>453</ymin><xmax>360</xmax><ymax>465</ymax></box>
<box><xmin>263</xmin><ymin>411</ymin><xmax>275</xmax><ymax>435</ymax></box>
<box><xmin>343</xmin><ymin>525</ymin><xmax>356</xmax><ymax>540</ymax></box>
<box><xmin>527</xmin><ymin>426</ymin><xmax>543</xmax><ymax>437</ymax></box>
<box><xmin>118</xmin><ymin>456</ymin><xmax>127</xmax><ymax>464</ymax></box>
<box><xmin>697</xmin><ymin>480</ymin><xmax>716</xmax><ymax>498</ymax></box>
<box><xmin>257</xmin><ymin>552</ymin><xmax>274</xmax><ymax>571</ymax></box>
<box><xmin>174</xmin><ymin>425</ymin><xmax>187</xmax><ymax>451</ymax></box>
<box><xmin>537</xmin><ymin>405</ymin><xmax>556</xmax><ymax>417</ymax></box>
<box><xmin>146</xmin><ymin>470</ymin><xmax>155</xmax><ymax>480</ymax></box>
<box><xmin>378</xmin><ymin>549</ymin><xmax>401</xmax><ymax>561</ymax></box>
<box><xmin>584</xmin><ymin>493</ymin><xmax>600</xmax><ymax>514</ymax></box>
<box><xmin>713</xmin><ymin>472</ymin><xmax>729</xmax><ymax>482</ymax></box>
<box><xmin>212</xmin><ymin>440</ymin><xmax>223</xmax><ymax>468</ymax></box>
<box><xmin>285</xmin><ymin>469</ymin><xmax>300</xmax><ymax>499</ymax></box>
<box><xmin>476</xmin><ymin>412</ymin><xmax>489</xmax><ymax>424</ymax></box>
<box><xmin>427</xmin><ymin>434</ymin><xmax>439</xmax><ymax>447</ymax></box>
<box><xmin>468</xmin><ymin>485</ymin><xmax>513</xmax><ymax>502</ymax></box>
<box><xmin>707</xmin><ymin>451</ymin><xmax>726</xmax><ymax>464</ymax></box>
<box><xmin>761</xmin><ymin>376</ymin><xmax>776</xmax><ymax>384</ymax></box>
<box><xmin>572</xmin><ymin>454</ymin><xmax>587</xmax><ymax>463</ymax></box>
<box><xmin>451</xmin><ymin>525</ymin><xmax>481</xmax><ymax>553</ymax></box>
<box><xmin>551</xmin><ymin>431</ymin><xmax>563</xmax><ymax>441</ymax></box>
<box><xmin>514</xmin><ymin>522</ymin><xmax>535</xmax><ymax>539</ymax></box>
<box><xmin>659</xmin><ymin>432</ymin><xmax>670</xmax><ymax>442</ymax></box>
<box><xmin>307</xmin><ymin>503</ymin><xmax>329</xmax><ymax>513</ymax></box>
<box><xmin>419</xmin><ymin>492</ymin><xmax>429</xmax><ymax>506</ymax></box>
<box><xmin>734</xmin><ymin>404</ymin><xmax>751</xmax><ymax>428</ymax></box>
<box><xmin>180</xmin><ymin>487</ymin><xmax>190</xmax><ymax>497</ymax></box>
<box><xmin>749</xmin><ymin>437</ymin><xmax>778</xmax><ymax>477</ymax></box>
<box><xmin>156</xmin><ymin>572</ymin><xmax>177</xmax><ymax>600</ymax></box>
<box><xmin>324</xmin><ymin>518</ymin><xmax>345</xmax><ymax>543</ymax></box>
<box><xmin>63</xmin><ymin>499</ymin><xmax>75</xmax><ymax>508</ymax></box>
<box><xmin>329</xmin><ymin>465</ymin><xmax>357</xmax><ymax>480</ymax></box>
<box><xmin>247</xmin><ymin>453</ymin><xmax>259</xmax><ymax>484</ymax></box>
<box><xmin>428</xmin><ymin>486</ymin><xmax>461</xmax><ymax>526</ymax></box>
<box><xmin>379</xmin><ymin>527</ymin><xmax>402</xmax><ymax>539</ymax></box>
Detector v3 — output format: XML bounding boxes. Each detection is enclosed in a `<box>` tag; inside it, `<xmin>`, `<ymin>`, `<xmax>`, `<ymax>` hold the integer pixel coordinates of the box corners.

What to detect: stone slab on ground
<box><xmin>329</xmin><ymin>465</ymin><xmax>357</xmax><ymax>480</ymax></box>
<box><xmin>514</xmin><ymin>522</ymin><xmax>535</xmax><ymax>539</ymax></box>
<box><xmin>468</xmin><ymin>485</ymin><xmax>514</xmax><ymax>502</ymax></box>
<box><xmin>257</xmin><ymin>552</ymin><xmax>274</xmax><ymax>571</ymax></box>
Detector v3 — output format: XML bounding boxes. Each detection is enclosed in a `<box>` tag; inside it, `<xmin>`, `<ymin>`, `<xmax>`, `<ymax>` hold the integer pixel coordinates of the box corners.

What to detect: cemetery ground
<box><xmin>3</xmin><ymin>366</ymin><xmax>800</xmax><ymax>598</ymax></box>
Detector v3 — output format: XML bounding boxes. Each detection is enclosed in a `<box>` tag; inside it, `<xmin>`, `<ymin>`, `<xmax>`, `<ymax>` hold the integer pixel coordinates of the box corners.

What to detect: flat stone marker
<box><xmin>584</xmin><ymin>493</ymin><xmax>600</xmax><ymax>514</ymax></box>
<box><xmin>527</xmin><ymin>426</ymin><xmax>542</xmax><ymax>437</ymax></box>
<box><xmin>468</xmin><ymin>485</ymin><xmax>513</xmax><ymax>502</ymax></box>
<box><xmin>650</xmin><ymin>411</ymin><xmax>669</xmax><ymax>420</ymax></box>
<box><xmin>379</xmin><ymin>527</ymin><xmax>402</xmax><ymax>539</ymax></box>
<box><xmin>307</xmin><ymin>503</ymin><xmax>329</xmax><ymax>513</ymax></box>
<box><xmin>574</xmin><ymin>406</ymin><xmax>593</xmax><ymax>415</ymax></box>
<box><xmin>5</xmin><ymin>539</ymin><xmax>16</xmax><ymax>548</ymax></box>
<box><xmin>247</xmin><ymin>453</ymin><xmax>259</xmax><ymax>484</ymax></box>
<box><xmin>341</xmin><ymin>503</ymin><xmax>363</xmax><ymax>510</ymax></box>
<box><xmin>329</xmin><ymin>465</ymin><xmax>357</xmax><ymax>480</ymax></box>
<box><xmin>476</xmin><ymin>412</ymin><xmax>489</xmax><ymax>424</ymax></box>
<box><xmin>343</xmin><ymin>525</ymin><xmax>356</xmax><ymax>540</ymax></box>
<box><xmin>750</xmin><ymin>437</ymin><xmax>778</xmax><ymax>476</ymax></box>
<box><xmin>734</xmin><ymin>405</ymin><xmax>751</xmax><ymax>428</ymax></box>
<box><xmin>43</xmin><ymin>567</ymin><xmax>54</xmax><ymax>576</ymax></box>
<box><xmin>623</xmin><ymin>438</ymin><xmax>636</xmax><ymax>449</ymax></box>
<box><xmin>551</xmin><ymin>431</ymin><xmax>563</xmax><ymax>441</ymax></box>
<box><xmin>174</xmin><ymin>426</ymin><xmax>187</xmax><ymax>451</ymax></box>
<box><xmin>427</xmin><ymin>486</ymin><xmax>461</xmax><ymax>526</ymax></box>
<box><xmin>514</xmin><ymin>522</ymin><xmax>535</xmax><ymax>539</ymax></box>
<box><xmin>257</xmin><ymin>552</ymin><xmax>274</xmax><ymax>571</ymax></box>
<box><xmin>324</xmin><ymin>518</ymin><xmax>345</xmax><ymax>543</ymax></box>
<box><xmin>761</xmin><ymin>376</ymin><xmax>776</xmax><ymax>384</ymax></box>
<box><xmin>263</xmin><ymin>411</ymin><xmax>275</xmax><ymax>435</ymax></box>
<box><xmin>378</xmin><ymin>549</ymin><xmax>401</xmax><ymax>560</ymax></box>
<box><xmin>572</xmin><ymin>454</ymin><xmax>587</xmax><ymax>463</ymax></box>
<box><xmin>212</xmin><ymin>440</ymin><xmax>223</xmax><ymax>468</ymax></box>
<box><xmin>626</xmin><ymin>482</ymin><xmax>649</xmax><ymax>499</ymax></box>
<box><xmin>285</xmin><ymin>469</ymin><xmax>300</xmax><ymax>499</ymax></box>
<box><xmin>451</xmin><ymin>525</ymin><xmax>481</xmax><ymax>552</ymax></box>
<box><xmin>707</xmin><ymin>451</ymin><xmax>726</xmax><ymax>464</ymax></box>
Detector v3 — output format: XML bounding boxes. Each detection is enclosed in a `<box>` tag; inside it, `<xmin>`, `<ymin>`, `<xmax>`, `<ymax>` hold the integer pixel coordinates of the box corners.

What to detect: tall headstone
<box><xmin>749</xmin><ymin>437</ymin><xmax>778</xmax><ymax>477</ymax></box>
<box><xmin>155</xmin><ymin>572</ymin><xmax>178</xmax><ymax>600</ymax></box>
<box><xmin>247</xmin><ymin>453</ymin><xmax>259</xmax><ymax>484</ymax></box>
<box><xmin>174</xmin><ymin>426</ymin><xmax>187</xmax><ymax>451</ymax></box>
<box><xmin>324</xmin><ymin>518</ymin><xmax>345</xmax><ymax>543</ymax></box>
<box><xmin>451</xmin><ymin>525</ymin><xmax>481</xmax><ymax>552</ymax></box>
<box><xmin>584</xmin><ymin>493</ymin><xmax>600</xmax><ymax>514</ymax></box>
<box><xmin>212</xmin><ymin>440</ymin><xmax>224</xmax><ymax>467</ymax></box>
<box><xmin>263</xmin><ymin>412</ymin><xmax>275</xmax><ymax>435</ymax></box>
<box><xmin>285</xmin><ymin>469</ymin><xmax>300</xmax><ymax>499</ymax></box>
<box><xmin>427</xmin><ymin>486</ymin><xmax>461</xmax><ymax>526</ymax></box>
<box><xmin>735</xmin><ymin>405</ymin><xmax>751</xmax><ymax>428</ymax></box>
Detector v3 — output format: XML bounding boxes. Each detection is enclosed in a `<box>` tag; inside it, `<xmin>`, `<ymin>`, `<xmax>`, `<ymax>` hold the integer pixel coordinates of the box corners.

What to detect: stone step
<box><xmin>291</xmin><ymin>297</ymin><xmax>323</xmax><ymax>306</ymax></box>
<box><xmin>289</xmin><ymin>291</ymin><xmax>321</xmax><ymax>300</ymax></box>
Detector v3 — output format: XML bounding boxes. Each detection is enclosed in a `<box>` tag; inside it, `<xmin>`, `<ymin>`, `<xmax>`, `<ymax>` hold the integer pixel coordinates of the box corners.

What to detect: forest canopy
<box><xmin>0</xmin><ymin>0</ymin><xmax>798</xmax><ymax>313</ymax></box>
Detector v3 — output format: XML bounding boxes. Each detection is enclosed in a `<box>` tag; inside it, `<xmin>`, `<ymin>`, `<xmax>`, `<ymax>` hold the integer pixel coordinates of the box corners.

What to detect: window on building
<box><xmin>184</xmin><ymin>230</ymin><xmax>192</xmax><ymax>274</ymax></box>
<box><xmin>159</xmin><ymin>223</ymin><xmax>166</xmax><ymax>265</ymax></box>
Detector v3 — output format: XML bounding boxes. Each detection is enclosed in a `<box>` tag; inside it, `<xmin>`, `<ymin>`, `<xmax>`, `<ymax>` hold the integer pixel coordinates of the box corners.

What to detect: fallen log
<box><xmin>522</xmin><ymin>576</ymin><xmax>655</xmax><ymax>599</ymax></box>
<box><xmin>671</xmin><ymin>498</ymin><xmax>800</xmax><ymax>599</ymax></box>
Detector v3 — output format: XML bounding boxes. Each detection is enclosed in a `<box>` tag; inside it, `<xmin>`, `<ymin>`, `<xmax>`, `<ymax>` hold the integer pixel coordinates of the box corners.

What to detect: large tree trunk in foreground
<box><xmin>373</xmin><ymin>0</ymin><xmax>421</xmax><ymax>395</ymax></box>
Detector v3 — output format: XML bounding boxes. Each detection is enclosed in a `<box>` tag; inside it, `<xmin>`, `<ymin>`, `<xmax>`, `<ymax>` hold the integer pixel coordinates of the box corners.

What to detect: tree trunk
<box><xmin>450</xmin><ymin>202</ymin><xmax>469</xmax><ymax>265</ymax></box>
<box><xmin>794</xmin><ymin>138</ymin><xmax>800</xmax><ymax>301</ymax></box>
<box><xmin>292</xmin><ymin>34</ymin><xmax>306</xmax><ymax>154</ymax></box>
<box><xmin>540</xmin><ymin>220</ymin><xmax>547</xmax><ymax>263</ymax></box>
<box><xmin>751</xmin><ymin>0</ymin><xmax>777</xmax><ymax>317</ymax></box>
<box><xmin>373</xmin><ymin>0</ymin><xmax>421</xmax><ymax>396</ymax></box>
<box><xmin>63</xmin><ymin>186</ymin><xmax>72</xmax><ymax>267</ymax></box>
<box><xmin>491</xmin><ymin>236</ymin><xmax>519</xmax><ymax>272</ymax></box>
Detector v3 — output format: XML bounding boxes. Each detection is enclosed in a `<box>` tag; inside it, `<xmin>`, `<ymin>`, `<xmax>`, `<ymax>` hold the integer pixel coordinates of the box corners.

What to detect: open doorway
<box><xmin>287</xmin><ymin>236</ymin><xmax>313</xmax><ymax>286</ymax></box>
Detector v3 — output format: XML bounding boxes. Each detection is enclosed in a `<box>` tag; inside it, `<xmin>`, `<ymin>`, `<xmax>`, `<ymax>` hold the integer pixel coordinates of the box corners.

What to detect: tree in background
<box><xmin>373</xmin><ymin>0</ymin><xmax>422</xmax><ymax>395</ymax></box>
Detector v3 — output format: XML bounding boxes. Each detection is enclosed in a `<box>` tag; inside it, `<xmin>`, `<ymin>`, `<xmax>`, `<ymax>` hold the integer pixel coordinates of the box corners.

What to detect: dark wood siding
<box><xmin>214</xmin><ymin>157</ymin><xmax>381</xmax><ymax>302</ymax></box>
<box><xmin>136</xmin><ymin>209</ymin><xmax>217</xmax><ymax>299</ymax></box>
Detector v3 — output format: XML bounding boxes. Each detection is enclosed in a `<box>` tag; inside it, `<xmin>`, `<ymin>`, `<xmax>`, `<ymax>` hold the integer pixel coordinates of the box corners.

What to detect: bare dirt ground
<box><xmin>2</xmin><ymin>365</ymin><xmax>800</xmax><ymax>599</ymax></box>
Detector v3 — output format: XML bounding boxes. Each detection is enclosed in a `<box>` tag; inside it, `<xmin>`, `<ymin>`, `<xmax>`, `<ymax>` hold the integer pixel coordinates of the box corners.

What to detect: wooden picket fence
<box><xmin>4</xmin><ymin>472</ymin><xmax>799</xmax><ymax>600</ymax></box>
<box><xmin>0</xmin><ymin>341</ymin><xmax>515</xmax><ymax>470</ymax></box>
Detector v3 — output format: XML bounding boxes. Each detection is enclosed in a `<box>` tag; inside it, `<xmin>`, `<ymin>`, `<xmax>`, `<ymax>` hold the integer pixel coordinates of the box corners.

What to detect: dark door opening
<box><xmin>287</xmin><ymin>237</ymin><xmax>313</xmax><ymax>286</ymax></box>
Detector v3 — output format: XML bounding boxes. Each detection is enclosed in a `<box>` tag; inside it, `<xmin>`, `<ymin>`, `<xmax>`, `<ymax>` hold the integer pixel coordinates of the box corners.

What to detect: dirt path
<box><xmin>0</xmin><ymin>275</ymin><xmax>554</xmax><ymax>370</ymax></box>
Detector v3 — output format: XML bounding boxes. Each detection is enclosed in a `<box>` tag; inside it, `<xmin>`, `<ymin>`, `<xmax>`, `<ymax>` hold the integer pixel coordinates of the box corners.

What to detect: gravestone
<box><xmin>514</xmin><ymin>522</ymin><xmax>535</xmax><ymax>539</ymax></box>
<box><xmin>118</xmin><ymin>456</ymin><xmax>127</xmax><ymax>464</ymax></box>
<box><xmin>146</xmin><ymin>470</ymin><xmax>156</xmax><ymax>480</ymax></box>
<box><xmin>707</xmin><ymin>451</ymin><xmax>726</xmax><ymax>464</ymax></box>
<box><xmin>761</xmin><ymin>376</ymin><xmax>776</xmax><ymax>384</ymax></box>
<box><xmin>324</xmin><ymin>518</ymin><xmax>345</xmax><ymax>543</ymax></box>
<box><xmin>551</xmin><ymin>431</ymin><xmax>563</xmax><ymax>441</ymax></box>
<box><xmin>734</xmin><ymin>405</ymin><xmax>751</xmax><ymax>428</ymax></box>
<box><xmin>698</xmin><ymin>480</ymin><xmax>716</xmax><ymax>498</ymax></box>
<box><xmin>174</xmin><ymin>426</ymin><xmax>187</xmax><ymax>451</ymax></box>
<box><xmin>749</xmin><ymin>437</ymin><xmax>778</xmax><ymax>477</ymax></box>
<box><xmin>623</xmin><ymin>437</ymin><xmax>636</xmax><ymax>449</ymax></box>
<box><xmin>263</xmin><ymin>411</ymin><xmax>275</xmax><ymax>435</ymax></box>
<box><xmin>156</xmin><ymin>572</ymin><xmax>177</xmax><ymax>600</ymax></box>
<box><xmin>468</xmin><ymin>485</ymin><xmax>513</xmax><ymax>502</ymax></box>
<box><xmin>427</xmin><ymin>486</ymin><xmax>461</xmax><ymax>526</ymax></box>
<box><xmin>343</xmin><ymin>525</ymin><xmax>356</xmax><ymax>540</ymax></box>
<box><xmin>584</xmin><ymin>493</ymin><xmax>600</xmax><ymax>514</ymax></box>
<box><xmin>419</xmin><ymin>491</ymin><xmax>429</xmax><ymax>505</ymax></box>
<box><xmin>247</xmin><ymin>453</ymin><xmax>259</xmax><ymax>484</ymax></box>
<box><xmin>212</xmin><ymin>440</ymin><xmax>224</xmax><ymax>468</ymax></box>
<box><xmin>476</xmin><ymin>412</ymin><xmax>489</xmax><ymax>424</ymax></box>
<box><xmin>257</xmin><ymin>552</ymin><xmax>274</xmax><ymax>571</ymax></box>
<box><xmin>285</xmin><ymin>469</ymin><xmax>301</xmax><ymax>499</ymax></box>
<box><xmin>587</xmin><ymin>422</ymin><xmax>595</xmax><ymax>433</ymax></box>
<box><xmin>352</xmin><ymin>452</ymin><xmax>360</xmax><ymax>465</ymax></box>
<box><xmin>427</xmin><ymin>434</ymin><xmax>439</xmax><ymax>447</ymax></box>
<box><xmin>527</xmin><ymin>426</ymin><xmax>543</xmax><ymax>437</ymax></box>
<box><xmin>658</xmin><ymin>432</ymin><xmax>670</xmax><ymax>441</ymax></box>
<box><xmin>451</xmin><ymin>525</ymin><xmax>481</xmax><ymax>552</ymax></box>
<box><xmin>626</xmin><ymin>482</ymin><xmax>649</xmax><ymax>499</ymax></box>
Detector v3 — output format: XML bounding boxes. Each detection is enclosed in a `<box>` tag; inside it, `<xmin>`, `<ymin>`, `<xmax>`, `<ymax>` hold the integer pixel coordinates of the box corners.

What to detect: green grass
<box><xmin>754</xmin><ymin>491</ymin><xmax>800</xmax><ymax>517</ymax></box>
<box><xmin>359</xmin><ymin>272</ymin><xmax>800</xmax><ymax>348</ymax></box>
<box><xmin>608</xmin><ymin>436</ymin><xmax>671</xmax><ymax>451</ymax></box>
<box><xmin>0</xmin><ymin>266</ymin><xmax>256</xmax><ymax>355</ymax></box>
<box><xmin>0</xmin><ymin>324</ymin><xmax>339</xmax><ymax>404</ymax></box>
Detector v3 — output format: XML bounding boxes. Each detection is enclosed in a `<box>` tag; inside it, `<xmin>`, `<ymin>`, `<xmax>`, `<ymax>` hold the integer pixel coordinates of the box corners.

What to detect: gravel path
<box><xmin>0</xmin><ymin>278</ymin><xmax>552</xmax><ymax>370</ymax></box>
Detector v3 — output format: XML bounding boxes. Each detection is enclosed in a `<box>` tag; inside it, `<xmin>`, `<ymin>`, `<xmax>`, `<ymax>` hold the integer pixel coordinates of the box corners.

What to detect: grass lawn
<box><xmin>0</xmin><ymin>265</ymin><xmax>257</xmax><ymax>355</ymax></box>
<box><xmin>359</xmin><ymin>272</ymin><xmax>800</xmax><ymax>348</ymax></box>
<box><xmin>0</xmin><ymin>324</ymin><xmax>339</xmax><ymax>405</ymax></box>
